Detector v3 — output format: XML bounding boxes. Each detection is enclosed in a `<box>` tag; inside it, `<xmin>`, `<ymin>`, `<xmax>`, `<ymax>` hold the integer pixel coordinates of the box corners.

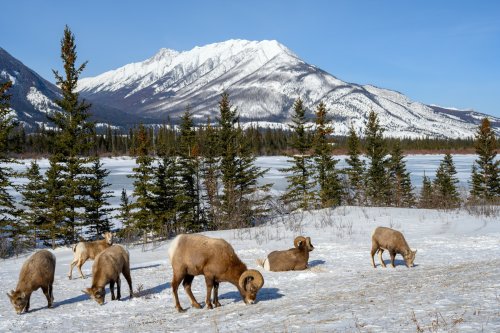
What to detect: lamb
<box><xmin>68</xmin><ymin>231</ymin><xmax>113</xmax><ymax>279</ymax></box>
<box><xmin>7</xmin><ymin>250</ymin><xmax>56</xmax><ymax>314</ymax></box>
<box><xmin>262</xmin><ymin>236</ymin><xmax>314</xmax><ymax>272</ymax></box>
<box><xmin>370</xmin><ymin>226</ymin><xmax>417</xmax><ymax>268</ymax></box>
<box><xmin>168</xmin><ymin>234</ymin><xmax>265</xmax><ymax>312</ymax></box>
<box><xmin>83</xmin><ymin>244</ymin><xmax>133</xmax><ymax>305</ymax></box>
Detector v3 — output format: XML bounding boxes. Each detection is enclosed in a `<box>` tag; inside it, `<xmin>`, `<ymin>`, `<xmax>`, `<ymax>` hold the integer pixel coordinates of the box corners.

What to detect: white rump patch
<box><xmin>263</xmin><ymin>258</ymin><xmax>270</xmax><ymax>271</ymax></box>
<box><xmin>168</xmin><ymin>235</ymin><xmax>182</xmax><ymax>262</ymax></box>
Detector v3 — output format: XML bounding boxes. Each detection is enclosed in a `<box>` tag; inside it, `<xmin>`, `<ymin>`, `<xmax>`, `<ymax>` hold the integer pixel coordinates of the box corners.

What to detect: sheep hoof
<box><xmin>192</xmin><ymin>302</ymin><xmax>202</xmax><ymax>309</ymax></box>
<box><xmin>176</xmin><ymin>307</ymin><xmax>186</xmax><ymax>313</ymax></box>
<box><xmin>206</xmin><ymin>304</ymin><xmax>213</xmax><ymax>310</ymax></box>
<box><xmin>214</xmin><ymin>302</ymin><xmax>221</xmax><ymax>307</ymax></box>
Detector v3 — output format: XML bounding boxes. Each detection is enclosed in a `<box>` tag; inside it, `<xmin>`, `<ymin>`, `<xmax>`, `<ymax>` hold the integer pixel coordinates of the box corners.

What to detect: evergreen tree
<box><xmin>419</xmin><ymin>173</ymin><xmax>434</xmax><ymax>208</ymax></box>
<box><xmin>469</xmin><ymin>163</ymin><xmax>484</xmax><ymax>199</ymax></box>
<box><xmin>345</xmin><ymin>125</ymin><xmax>365</xmax><ymax>205</ymax></box>
<box><xmin>388</xmin><ymin>142</ymin><xmax>415</xmax><ymax>207</ymax></box>
<box><xmin>312</xmin><ymin>102</ymin><xmax>342</xmax><ymax>207</ymax></box>
<box><xmin>48</xmin><ymin>26</ymin><xmax>95</xmax><ymax>243</ymax></box>
<box><xmin>200</xmin><ymin>117</ymin><xmax>220</xmax><ymax>229</ymax></box>
<box><xmin>0</xmin><ymin>80</ymin><xmax>19</xmax><ymax>255</ymax></box>
<box><xmin>433</xmin><ymin>153</ymin><xmax>460</xmax><ymax>208</ymax></box>
<box><xmin>151</xmin><ymin>155</ymin><xmax>179</xmax><ymax>235</ymax></box>
<box><xmin>128</xmin><ymin>124</ymin><xmax>156</xmax><ymax>237</ymax></box>
<box><xmin>280</xmin><ymin>98</ymin><xmax>315</xmax><ymax>211</ymax></box>
<box><xmin>44</xmin><ymin>157</ymin><xmax>66</xmax><ymax>249</ymax></box>
<box><xmin>364</xmin><ymin>110</ymin><xmax>390</xmax><ymax>206</ymax></box>
<box><xmin>117</xmin><ymin>188</ymin><xmax>131</xmax><ymax>229</ymax></box>
<box><xmin>20</xmin><ymin>161</ymin><xmax>46</xmax><ymax>248</ymax></box>
<box><xmin>83</xmin><ymin>158</ymin><xmax>114</xmax><ymax>239</ymax></box>
<box><xmin>176</xmin><ymin>109</ymin><xmax>203</xmax><ymax>231</ymax></box>
<box><xmin>471</xmin><ymin>118</ymin><xmax>500</xmax><ymax>199</ymax></box>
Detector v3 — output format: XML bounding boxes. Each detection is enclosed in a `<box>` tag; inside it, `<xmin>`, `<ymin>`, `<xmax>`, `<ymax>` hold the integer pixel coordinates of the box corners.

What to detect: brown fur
<box><xmin>7</xmin><ymin>250</ymin><xmax>56</xmax><ymax>314</ymax></box>
<box><xmin>168</xmin><ymin>234</ymin><xmax>264</xmax><ymax>312</ymax></box>
<box><xmin>370</xmin><ymin>226</ymin><xmax>417</xmax><ymax>268</ymax></box>
<box><xmin>264</xmin><ymin>236</ymin><xmax>314</xmax><ymax>272</ymax></box>
<box><xmin>83</xmin><ymin>245</ymin><xmax>133</xmax><ymax>304</ymax></box>
<box><xmin>68</xmin><ymin>232</ymin><xmax>113</xmax><ymax>279</ymax></box>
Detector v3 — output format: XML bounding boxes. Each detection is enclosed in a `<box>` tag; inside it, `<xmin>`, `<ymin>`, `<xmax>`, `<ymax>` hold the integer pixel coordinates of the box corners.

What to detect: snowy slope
<box><xmin>1</xmin><ymin>206</ymin><xmax>499</xmax><ymax>332</ymax></box>
<box><xmin>77</xmin><ymin>40</ymin><xmax>500</xmax><ymax>139</ymax></box>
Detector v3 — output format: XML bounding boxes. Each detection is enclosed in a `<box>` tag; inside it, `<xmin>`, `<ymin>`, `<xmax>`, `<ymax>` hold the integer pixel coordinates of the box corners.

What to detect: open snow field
<box><xmin>1</xmin><ymin>206</ymin><xmax>499</xmax><ymax>332</ymax></box>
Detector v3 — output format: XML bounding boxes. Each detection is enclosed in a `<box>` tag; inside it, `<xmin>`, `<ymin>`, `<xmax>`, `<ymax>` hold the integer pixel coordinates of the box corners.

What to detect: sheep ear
<box><xmin>82</xmin><ymin>288</ymin><xmax>91</xmax><ymax>295</ymax></box>
<box><xmin>6</xmin><ymin>292</ymin><xmax>12</xmax><ymax>300</ymax></box>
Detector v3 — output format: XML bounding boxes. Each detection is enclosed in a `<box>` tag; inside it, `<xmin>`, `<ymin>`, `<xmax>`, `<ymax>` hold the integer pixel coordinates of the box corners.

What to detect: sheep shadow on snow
<box><xmin>218</xmin><ymin>287</ymin><xmax>284</xmax><ymax>304</ymax></box>
<box><xmin>308</xmin><ymin>259</ymin><xmax>326</xmax><ymax>268</ymax></box>
<box><xmin>131</xmin><ymin>264</ymin><xmax>161</xmax><ymax>271</ymax></box>
<box><xmin>378</xmin><ymin>258</ymin><xmax>419</xmax><ymax>268</ymax></box>
<box><xmin>134</xmin><ymin>282</ymin><xmax>170</xmax><ymax>298</ymax></box>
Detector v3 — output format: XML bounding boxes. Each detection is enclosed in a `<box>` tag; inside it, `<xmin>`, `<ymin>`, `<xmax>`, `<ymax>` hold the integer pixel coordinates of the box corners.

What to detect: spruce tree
<box><xmin>128</xmin><ymin>124</ymin><xmax>156</xmax><ymax>238</ymax></box>
<box><xmin>469</xmin><ymin>163</ymin><xmax>483</xmax><ymax>199</ymax></box>
<box><xmin>201</xmin><ymin>117</ymin><xmax>220</xmax><ymax>229</ymax></box>
<box><xmin>388</xmin><ymin>142</ymin><xmax>415</xmax><ymax>207</ymax></box>
<box><xmin>48</xmin><ymin>26</ymin><xmax>95</xmax><ymax>243</ymax></box>
<box><xmin>117</xmin><ymin>188</ymin><xmax>132</xmax><ymax>229</ymax></box>
<box><xmin>419</xmin><ymin>173</ymin><xmax>434</xmax><ymax>208</ymax></box>
<box><xmin>0</xmin><ymin>80</ymin><xmax>19</xmax><ymax>255</ymax></box>
<box><xmin>151</xmin><ymin>155</ymin><xmax>179</xmax><ymax>235</ymax></box>
<box><xmin>20</xmin><ymin>161</ymin><xmax>47</xmax><ymax>248</ymax></box>
<box><xmin>83</xmin><ymin>158</ymin><xmax>114</xmax><ymax>239</ymax></box>
<box><xmin>345</xmin><ymin>125</ymin><xmax>365</xmax><ymax>205</ymax></box>
<box><xmin>312</xmin><ymin>102</ymin><xmax>342</xmax><ymax>207</ymax></box>
<box><xmin>364</xmin><ymin>110</ymin><xmax>390</xmax><ymax>206</ymax></box>
<box><xmin>433</xmin><ymin>153</ymin><xmax>460</xmax><ymax>208</ymax></box>
<box><xmin>177</xmin><ymin>109</ymin><xmax>202</xmax><ymax>231</ymax></box>
<box><xmin>471</xmin><ymin>118</ymin><xmax>500</xmax><ymax>199</ymax></box>
<box><xmin>44</xmin><ymin>157</ymin><xmax>66</xmax><ymax>249</ymax></box>
<box><xmin>280</xmin><ymin>98</ymin><xmax>315</xmax><ymax>211</ymax></box>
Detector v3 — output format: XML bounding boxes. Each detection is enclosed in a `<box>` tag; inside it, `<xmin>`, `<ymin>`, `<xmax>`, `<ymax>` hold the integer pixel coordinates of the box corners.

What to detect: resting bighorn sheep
<box><xmin>168</xmin><ymin>234</ymin><xmax>265</xmax><ymax>312</ymax></box>
<box><xmin>7</xmin><ymin>250</ymin><xmax>56</xmax><ymax>314</ymax></box>
<box><xmin>371</xmin><ymin>226</ymin><xmax>417</xmax><ymax>268</ymax></box>
<box><xmin>263</xmin><ymin>236</ymin><xmax>314</xmax><ymax>272</ymax></box>
<box><xmin>83</xmin><ymin>245</ymin><xmax>133</xmax><ymax>305</ymax></box>
<box><xmin>68</xmin><ymin>231</ymin><xmax>113</xmax><ymax>279</ymax></box>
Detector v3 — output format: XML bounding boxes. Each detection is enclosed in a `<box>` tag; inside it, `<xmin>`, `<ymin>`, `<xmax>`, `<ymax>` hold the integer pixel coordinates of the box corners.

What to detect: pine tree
<box><xmin>117</xmin><ymin>188</ymin><xmax>131</xmax><ymax>229</ymax></box>
<box><xmin>433</xmin><ymin>153</ymin><xmax>460</xmax><ymax>208</ymax></box>
<box><xmin>345</xmin><ymin>125</ymin><xmax>365</xmax><ymax>205</ymax></box>
<box><xmin>471</xmin><ymin>118</ymin><xmax>500</xmax><ymax>199</ymax></box>
<box><xmin>364</xmin><ymin>110</ymin><xmax>390</xmax><ymax>206</ymax></box>
<box><xmin>312</xmin><ymin>102</ymin><xmax>342</xmax><ymax>207</ymax></box>
<box><xmin>419</xmin><ymin>173</ymin><xmax>434</xmax><ymax>208</ymax></box>
<box><xmin>388</xmin><ymin>142</ymin><xmax>415</xmax><ymax>207</ymax></box>
<box><xmin>176</xmin><ymin>109</ymin><xmax>203</xmax><ymax>231</ymax></box>
<box><xmin>83</xmin><ymin>158</ymin><xmax>114</xmax><ymax>239</ymax></box>
<box><xmin>128</xmin><ymin>124</ymin><xmax>156</xmax><ymax>238</ymax></box>
<box><xmin>20</xmin><ymin>161</ymin><xmax>47</xmax><ymax>248</ymax></box>
<box><xmin>280</xmin><ymin>98</ymin><xmax>315</xmax><ymax>211</ymax></box>
<box><xmin>469</xmin><ymin>163</ymin><xmax>483</xmax><ymax>199</ymax></box>
<box><xmin>48</xmin><ymin>26</ymin><xmax>95</xmax><ymax>243</ymax></box>
<box><xmin>44</xmin><ymin>157</ymin><xmax>66</xmax><ymax>249</ymax></box>
<box><xmin>151</xmin><ymin>155</ymin><xmax>179</xmax><ymax>235</ymax></box>
<box><xmin>0</xmin><ymin>80</ymin><xmax>19</xmax><ymax>255</ymax></box>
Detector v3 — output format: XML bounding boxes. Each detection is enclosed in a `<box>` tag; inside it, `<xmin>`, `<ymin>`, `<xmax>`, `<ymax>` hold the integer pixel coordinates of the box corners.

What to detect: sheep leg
<box><xmin>110</xmin><ymin>280</ymin><xmax>116</xmax><ymax>300</ymax></box>
<box><xmin>77</xmin><ymin>259</ymin><xmax>86</xmax><ymax>279</ymax></box>
<box><xmin>116</xmin><ymin>277</ymin><xmax>122</xmax><ymax>300</ymax></box>
<box><xmin>68</xmin><ymin>258</ymin><xmax>77</xmax><ymax>279</ymax></box>
<box><xmin>49</xmin><ymin>283</ymin><xmax>54</xmax><ymax>305</ymax></box>
<box><xmin>25</xmin><ymin>293</ymin><xmax>31</xmax><ymax>313</ymax></box>
<box><xmin>122</xmin><ymin>266</ymin><xmax>133</xmax><ymax>298</ymax></box>
<box><xmin>389</xmin><ymin>251</ymin><xmax>396</xmax><ymax>268</ymax></box>
<box><xmin>213</xmin><ymin>281</ymin><xmax>221</xmax><ymax>307</ymax></box>
<box><xmin>42</xmin><ymin>285</ymin><xmax>52</xmax><ymax>308</ymax></box>
<box><xmin>370</xmin><ymin>244</ymin><xmax>378</xmax><ymax>268</ymax></box>
<box><xmin>379</xmin><ymin>249</ymin><xmax>386</xmax><ymax>268</ymax></box>
<box><xmin>183</xmin><ymin>274</ymin><xmax>201</xmax><ymax>309</ymax></box>
<box><xmin>172</xmin><ymin>273</ymin><xmax>186</xmax><ymax>312</ymax></box>
<box><xmin>204</xmin><ymin>276</ymin><xmax>214</xmax><ymax>309</ymax></box>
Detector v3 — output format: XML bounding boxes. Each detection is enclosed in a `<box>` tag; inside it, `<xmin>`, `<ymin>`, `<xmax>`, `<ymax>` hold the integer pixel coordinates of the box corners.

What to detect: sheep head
<box><xmin>7</xmin><ymin>290</ymin><xmax>28</xmax><ymax>314</ymax></box>
<box><xmin>238</xmin><ymin>269</ymin><xmax>264</xmax><ymax>304</ymax></box>
<box><xmin>103</xmin><ymin>232</ymin><xmax>114</xmax><ymax>245</ymax></box>
<box><xmin>83</xmin><ymin>287</ymin><xmax>106</xmax><ymax>305</ymax></box>
<box><xmin>294</xmin><ymin>236</ymin><xmax>314</xmax><ymax>252</ymax></box>
<box><xmin>403</xmin><ymin>249</ymin><xmax>417</xmax><ymax>268</ymax></box>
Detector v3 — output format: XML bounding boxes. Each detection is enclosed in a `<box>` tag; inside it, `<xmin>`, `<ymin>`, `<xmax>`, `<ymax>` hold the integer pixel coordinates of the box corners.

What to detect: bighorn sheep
<box><xmin>83</xmin><ymin>245</ymin><xmax>133</xmax><ymax>305</ymax></box>
<box><xmin>168</xmin><ymin>234</ymin><xmax>265</xmax><ymax>312</ymax></box>
<box><xmin>7</xmin><ymin>250</ymin><xmax>56</xmax><ymax>314</ymax></box>
<box><xmin>263</xmin><ymin>236</ymin><xmax>314</xmax><ymax>272</ymax></box>
<box><xmin>68</xmin><ymin>231</ymin><xmax>113</xmax><ymax>279</ymax></box>
<box><xmin>371</xmin><ymin>226</ymin><xmax>417</xmax><ymax>268</ymax></box>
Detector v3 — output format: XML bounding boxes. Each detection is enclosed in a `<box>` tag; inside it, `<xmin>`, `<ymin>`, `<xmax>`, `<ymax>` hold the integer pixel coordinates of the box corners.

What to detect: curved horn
<box><xmin>294</xmin><ymin>236</ymin><xmax>306</xmax><ymax>248</ymax></box>
<box><xmin>239</xmin><ymin>269</ymin><xmax>264</xmax><ymax>291</ymax></box>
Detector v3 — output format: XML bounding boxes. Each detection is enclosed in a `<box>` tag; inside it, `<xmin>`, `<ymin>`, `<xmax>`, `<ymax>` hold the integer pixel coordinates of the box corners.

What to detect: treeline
<box><xmin>0</xmin><ymin>27</ymin><xmax>499</xmax><ymax>258</ymax></box>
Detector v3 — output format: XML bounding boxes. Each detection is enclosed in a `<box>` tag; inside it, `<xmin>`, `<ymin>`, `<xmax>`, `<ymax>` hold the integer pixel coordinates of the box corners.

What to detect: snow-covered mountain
<box><xmin>78</xmin><ymin>39</ymin><xmax>500</xmax><ymax>138</ymax></box>
<box><xmin>0</xmin><ymin>47</ymin><xmax>146</xmax><ymax>130</ymax></box>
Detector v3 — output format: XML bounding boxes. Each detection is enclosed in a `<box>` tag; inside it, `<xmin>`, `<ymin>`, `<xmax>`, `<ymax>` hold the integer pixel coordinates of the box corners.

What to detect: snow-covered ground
<box><xmin>1</xmin><ymin>206</ymin><xmax>499</xmax><ymax>332</ymax></box>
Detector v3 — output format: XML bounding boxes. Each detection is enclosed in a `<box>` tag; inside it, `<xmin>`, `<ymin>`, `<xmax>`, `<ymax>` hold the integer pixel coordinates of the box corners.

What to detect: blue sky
<box><xmin>1</xmin><ymin>0</ymin><xmax>499</xmax><ymax>117</ymax></box>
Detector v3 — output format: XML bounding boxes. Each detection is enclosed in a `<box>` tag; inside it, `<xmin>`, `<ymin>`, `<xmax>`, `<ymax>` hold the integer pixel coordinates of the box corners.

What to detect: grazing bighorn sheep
<box><xmin>263</xmin><ymin>236</ymin><xmax>314</xmax><ymax>272</ymax></box>
<box><xmin>7</xmin><ymin>250</ymin><xmax>56</xmax><ymax>314</ymax></box>
<box><xmin>68</xmin><ymin>231</ymin><xmax>113</xmax><ymax>279</ymax></box>
<box><xmin>371</xmin><ymin>226</ymin><xmax>417</xmax><ymax>268</ymax></box>
<box><xmin>83</xmin><ymin>245</ymin><xmax>133</xmax><ymax>305</ymax></box>
<box><xmin>168</xmin><ymin>234</ymin><xmax>265</xmax><ymax>312</ymax></box>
